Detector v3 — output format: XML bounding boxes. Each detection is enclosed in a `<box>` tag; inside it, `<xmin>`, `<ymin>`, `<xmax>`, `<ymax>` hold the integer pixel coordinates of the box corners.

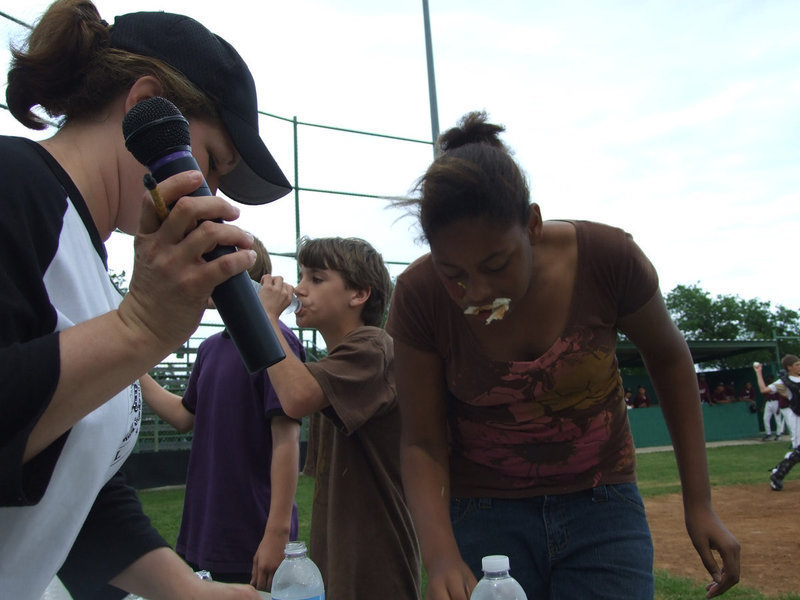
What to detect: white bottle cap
<box><xmin>284</xmin><ymin>541</ymin><xmax>307</xmax><ymax>556</ymax></box>
<box><xmin>482</xmin><ymin>555</ymin><xmax>510</xmax><ymax>573</ymax></box>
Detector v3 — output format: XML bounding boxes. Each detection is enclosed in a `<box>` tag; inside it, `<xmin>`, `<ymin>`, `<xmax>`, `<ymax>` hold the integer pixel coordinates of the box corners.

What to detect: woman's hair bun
<box><xmin>437</xmin><ymin>110</ymin><xmax>506</xmax><ymax>153</ymax></box>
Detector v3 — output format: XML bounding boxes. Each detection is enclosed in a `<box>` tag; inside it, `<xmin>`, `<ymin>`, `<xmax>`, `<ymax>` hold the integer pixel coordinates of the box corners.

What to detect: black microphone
<box><xmin>122</xmin><ymin>96</ymin><xmax>285</xmax><ymax>373</ymax></box>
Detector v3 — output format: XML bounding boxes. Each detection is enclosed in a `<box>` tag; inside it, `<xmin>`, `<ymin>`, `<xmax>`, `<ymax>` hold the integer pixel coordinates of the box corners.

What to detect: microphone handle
<box><xmin>150</xmin><ymin>150</ymin><xmax>285</xmax><ymax>372</ymax></box>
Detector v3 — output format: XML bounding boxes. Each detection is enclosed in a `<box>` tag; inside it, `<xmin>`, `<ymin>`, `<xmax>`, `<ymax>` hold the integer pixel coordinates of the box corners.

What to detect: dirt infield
<box><xmin>645</xmin><ymin>480</ymin><xmax>800</xmax><ymax>597</ymax></box>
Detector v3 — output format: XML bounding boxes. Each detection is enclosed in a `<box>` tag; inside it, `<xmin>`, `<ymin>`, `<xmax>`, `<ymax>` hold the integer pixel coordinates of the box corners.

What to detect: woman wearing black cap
<box><xmin>0</xmin><ymin>1</ymin><xmax>289</xmax><ymax>598</ymax></box>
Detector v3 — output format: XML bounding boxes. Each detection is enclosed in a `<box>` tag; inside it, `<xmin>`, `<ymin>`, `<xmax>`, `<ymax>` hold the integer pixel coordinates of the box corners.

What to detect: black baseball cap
<box><xmin>109</xmin><ymin>11</ymin><xmax>291</xmax><ymax>205</ymax></box>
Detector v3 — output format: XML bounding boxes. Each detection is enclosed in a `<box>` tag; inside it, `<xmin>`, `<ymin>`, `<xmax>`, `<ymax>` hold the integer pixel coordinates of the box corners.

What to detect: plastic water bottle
<box><xmin>250</xmin><ymin>280</ymin><xmax>302</xmax><ymax>315</ymax></box>
<box><xmin>283</xmin><ymin>294</ymin><xmax>302</xmax><ymax>315</ymax></box>
<box><xmin>271</xmin><ymin>541</ymin><xmax>325</xmax><ymax>600</ymax></box>
<box><xmin>470</xmin><ymin>555</ymin><xmax>528</xmax><ymax>600</ymax></box>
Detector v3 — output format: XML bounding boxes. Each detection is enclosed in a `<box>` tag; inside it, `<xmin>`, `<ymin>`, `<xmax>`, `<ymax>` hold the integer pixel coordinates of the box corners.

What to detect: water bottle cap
<box><xmin>482</xmin><ymin>555</ymin><xmax>510</xmax><ymax>573</ymax></box>
<box><xmin>284</xmin><ymin>540</ymin><xmax>308</xmax><ymax>557</ymax></box>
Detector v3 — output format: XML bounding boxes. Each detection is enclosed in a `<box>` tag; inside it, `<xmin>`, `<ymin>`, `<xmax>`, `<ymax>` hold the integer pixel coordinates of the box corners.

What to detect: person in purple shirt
<box><xmin>144</xmin><ymin>237</ymin><xmax>305</xmax><ymax>592</ymax></box>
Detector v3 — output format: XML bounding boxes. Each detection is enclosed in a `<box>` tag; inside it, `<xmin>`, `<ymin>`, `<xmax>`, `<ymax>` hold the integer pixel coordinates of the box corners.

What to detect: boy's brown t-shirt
<box><xmin>386</xmin><ymin>220</ymin><xmax>659</xmax><ymax>498</ymax></box>
<box><xmin>304</xmin><ymin>326</ymin><xmax>420</xmax><ymax>599</ymax></box>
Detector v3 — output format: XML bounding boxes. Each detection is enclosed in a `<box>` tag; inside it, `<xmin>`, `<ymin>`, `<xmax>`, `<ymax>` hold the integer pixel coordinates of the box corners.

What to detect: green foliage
<box><xmin>665</xmin><ymin>283</ymin><xmax>800</xmax><ymax>368</ymax></box>
<box><xmin>109</xmin><ymin>269</ymin><xmax>129</xmax><ymax>296</ymax></box>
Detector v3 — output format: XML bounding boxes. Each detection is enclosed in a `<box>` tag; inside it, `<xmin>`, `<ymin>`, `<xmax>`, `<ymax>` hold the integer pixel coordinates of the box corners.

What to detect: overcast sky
<box><xmin>2</xmin><ymin>0</ymin><xmax>799</xmax><ymax>329</ymax></box>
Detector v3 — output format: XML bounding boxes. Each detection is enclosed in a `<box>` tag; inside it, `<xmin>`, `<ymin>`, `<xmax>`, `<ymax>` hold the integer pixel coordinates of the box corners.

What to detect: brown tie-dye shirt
<box><xmin>386</xmin><ymin>220</ymin><xmax>658</xmax><ymax>498</ymax></box>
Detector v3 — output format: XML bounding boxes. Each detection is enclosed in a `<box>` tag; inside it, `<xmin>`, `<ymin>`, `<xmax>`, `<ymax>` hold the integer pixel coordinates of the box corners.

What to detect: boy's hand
<box><xmin>257</xmin><ymin>274</ymin><xmax>294</xmax><ymax>318</ymax></box>
<box><xmin>251</xmin><ymin>531</ymin><xmax>287</xmax><ymax>591</ymax></box>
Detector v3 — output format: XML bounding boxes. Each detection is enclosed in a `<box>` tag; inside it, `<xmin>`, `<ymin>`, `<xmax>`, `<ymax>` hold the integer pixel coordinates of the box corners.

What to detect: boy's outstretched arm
<box><xmin>753</xmin><ymin>363</ymin><xmax>771</xmax><ymax>394</ymax></box>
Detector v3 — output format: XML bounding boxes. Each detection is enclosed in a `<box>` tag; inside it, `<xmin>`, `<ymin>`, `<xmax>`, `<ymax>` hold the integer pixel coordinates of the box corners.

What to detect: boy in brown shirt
<box><xmin>257</xmin><ymin>236</ymin><xmax>420</xmax><ymax>599</ymax></box>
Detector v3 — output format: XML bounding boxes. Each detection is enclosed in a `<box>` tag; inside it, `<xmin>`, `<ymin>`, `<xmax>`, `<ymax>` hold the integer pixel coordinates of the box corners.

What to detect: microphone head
<box><xmin>123</xmin><ymin>97</ymin><xmax>191</xmax><ymax>166</ymax></box>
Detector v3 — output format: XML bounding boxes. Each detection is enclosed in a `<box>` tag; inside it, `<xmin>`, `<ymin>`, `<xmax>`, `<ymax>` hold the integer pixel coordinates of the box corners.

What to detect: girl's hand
<box><xmin>684</xmin><ymin>503</ymin><xmax>741</xmax><ymax>598</ymax></box>
<box><xmin>424</xmin><ymin>555</ymin><xmax>477</xmax><ymax>600</ymax></box>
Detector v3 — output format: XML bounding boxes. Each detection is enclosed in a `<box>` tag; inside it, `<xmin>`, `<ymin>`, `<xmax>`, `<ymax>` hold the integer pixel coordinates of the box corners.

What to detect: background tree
<box><xmin>665</xmin><ymin>283</ymin><xmax>800</xmax><ymax>369</ymax></box>
<box><xmin>109</xmin><ymin>269</ymin><xmax>129</xmax><ymax>296</ymax></box>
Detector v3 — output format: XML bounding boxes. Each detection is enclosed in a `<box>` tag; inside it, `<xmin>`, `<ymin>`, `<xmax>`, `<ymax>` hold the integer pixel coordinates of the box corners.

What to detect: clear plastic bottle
<box><xmin>271</xmin><ymin>541</ymin><xmax>325</xmax><ymax>600</ymax></box>
<box><xmin>470</xmin><ymin>555</ymin><xmax>528</xmax><ymax>600</ymax></box>
<box><xmin>250</xmin><ymin>279</ymin><xmax>302</xmax><ymax>315</ymax></box>
<box><xmin>283</xmin><ymin>294</ymin><xmax>302</xmax><ymax>315</ymax></box>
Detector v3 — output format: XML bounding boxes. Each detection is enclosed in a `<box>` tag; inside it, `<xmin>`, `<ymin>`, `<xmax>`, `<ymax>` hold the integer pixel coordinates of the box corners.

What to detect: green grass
<box><xmin>636</xmin><ymin>442</ymin><xmax>794</xmax><ymax>497</ymax></box>
<box><xmin>654</xmin><ymin>569</ymin><xmax>799</xmax><ymax>600</ymax></box>
<box><xmin>139</xmin><ymin>475</ymin><xmax>315</xmax><ymax>548</ymax></box>
<box><xmin>139</xmin><ymin>444</ymin><xmax>799</xmax><ymax>599</ymax></box>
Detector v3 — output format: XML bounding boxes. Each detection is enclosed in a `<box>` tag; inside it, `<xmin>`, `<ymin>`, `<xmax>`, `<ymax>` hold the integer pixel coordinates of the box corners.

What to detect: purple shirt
<box><xmin>176</xmin><ymin>323</ymin><xmax>305</xmax><ymax>572</ymax></box>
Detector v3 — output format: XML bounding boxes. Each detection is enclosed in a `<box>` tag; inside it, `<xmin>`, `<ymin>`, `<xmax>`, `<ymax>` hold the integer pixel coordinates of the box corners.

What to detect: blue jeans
<box><xmin>451</xmin><ymin>483</ymin><xmax>654</xmax><ymax>599</ymax></box>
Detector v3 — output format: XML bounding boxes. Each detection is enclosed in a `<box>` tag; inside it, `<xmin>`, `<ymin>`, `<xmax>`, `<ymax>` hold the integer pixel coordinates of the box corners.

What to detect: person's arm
<box><xmin>753</xmin><ymin>363</ymin><xmax>772</xmax><ymax>394</ymax></box>
<box><xmin>251</xmin><ymin>415</ymin><xmax>300</xmax><ymax>591</ymax></box>
<box><xmin>109</xmin><ymin>547</ymin><xmax>261</xmax><ymax>599</ymax></box>
<box><xmin>24</xmin><ymin>172</ymin><xmax>255</xmax><ymax>462</ymax></box>
<box><xmin>59</xmin><ymin>469</ymin><xmax>258</xmax><ymax>599</ymax></box>
<box><xmin>619</xmin><ymin>291</ymin><xmax>740</xmax><ymax>598</ymax></box>
<box><xmin>394</xmin><ymin>339</ymin><xmax>477</xmax><ymax>600</ymax></box>
<box><xmin>139</xmin><ymin>374</ymin><xmax>194</xmax><ymax>433</ymax></box>
<box><xmin>256</xmin><ymin>275</ymin><xmax>328</xmax><ymax>419</ymax></box>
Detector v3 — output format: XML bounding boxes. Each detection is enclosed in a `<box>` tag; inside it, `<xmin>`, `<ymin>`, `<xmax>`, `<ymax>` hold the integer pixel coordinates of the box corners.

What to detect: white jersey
<box><xmin>0</xmin><ymin>137</ymin><xmax>141</xmax><ymax>599</ymax></box>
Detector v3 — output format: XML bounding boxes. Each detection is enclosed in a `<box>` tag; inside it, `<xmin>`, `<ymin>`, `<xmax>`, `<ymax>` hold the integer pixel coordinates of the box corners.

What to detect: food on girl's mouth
<box><xmin>464</xmin><ymin>297</ymin><xmax>511</xmax><ymax>325</ymax></box>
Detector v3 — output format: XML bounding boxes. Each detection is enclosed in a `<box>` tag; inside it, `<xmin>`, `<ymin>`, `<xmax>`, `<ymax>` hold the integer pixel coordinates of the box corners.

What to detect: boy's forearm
<box><xmin>266</xmin><ymin>316</ymin><xmax>327</xmax><ymax>418</ymax></box>
<box><xmin>755</xmin><ymin>370</ymin><xmax>770</xmax><ymax>394</ymax></box>
<box><xmin>265</xmin><ymin>421</ymin><xmax>300</xmax><ymax>538</ymax></box>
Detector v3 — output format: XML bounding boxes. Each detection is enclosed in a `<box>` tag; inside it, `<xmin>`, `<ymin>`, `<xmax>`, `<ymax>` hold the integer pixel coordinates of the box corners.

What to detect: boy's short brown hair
<box><xmin>781</xmin><ymin>354</ymin><xmax>800</xmax><ymax>370</ymax></box>
<box><xmin>297</xmin><ymin>236</ymin><xmax>392</xmax><ymax>327</ymax></box>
